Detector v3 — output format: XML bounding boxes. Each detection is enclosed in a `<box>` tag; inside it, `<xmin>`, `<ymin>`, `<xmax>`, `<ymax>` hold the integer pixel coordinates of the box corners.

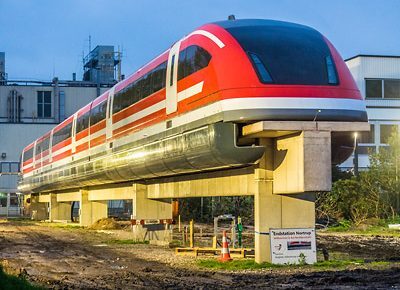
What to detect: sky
<box><xmin>1</xmin><ymin>0</ymin><xmax>399</xmax><ymax>81</ymax></box>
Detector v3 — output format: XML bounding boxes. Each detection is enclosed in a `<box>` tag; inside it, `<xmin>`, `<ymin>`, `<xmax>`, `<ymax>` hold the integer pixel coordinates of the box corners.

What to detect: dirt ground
<box><xmin>1</xmin><ymin>219</ymin><xmax>400</xmax><ymax>289</ymax></box>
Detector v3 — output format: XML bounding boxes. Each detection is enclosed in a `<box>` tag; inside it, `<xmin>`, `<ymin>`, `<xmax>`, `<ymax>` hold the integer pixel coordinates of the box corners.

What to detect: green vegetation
<box><xmin>0</xmin><ymin>266</ymin><xmax>42</xmax><ymax>290</ymax></box>
<box><xmin>105</xmin><ymin>239</ymin><xmax>149</xmax><ymax>245</ymax></box>
<box><xmin>196</xmin><ymin>258</ymin><xmax>392</xmax><ymax>271</ymax></box>
<box><xmin>317</xmin><ymin>129</ymin><xmax>400</xmax><ymax>226</ymax></box>
<box><xmin>179</xmin><ymin>196</ymin><xmax>254</xmax><ymax>224</ymax></box>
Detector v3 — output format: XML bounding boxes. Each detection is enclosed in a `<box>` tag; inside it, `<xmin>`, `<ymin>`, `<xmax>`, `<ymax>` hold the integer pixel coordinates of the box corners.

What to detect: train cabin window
<box><xmin>113</xmin><ymin>79</ymin><xmax>140</xmax><ymax>114</ymax></box>
<box><xmin>23</xmin><ymin>148</ymin><xmax>34</xmax><ymax>162</ymax></box>
<box><xmin>365</xmin><ymin>79</ymin><xmax>383</xmax><ymax>99</ymax></box>
<box><xmin>178</xmin><ymin>50</ymin><xmax>187</xmax><ymax>80</ymax></box>
<box><xmin>90</xmin><ymin>102</ymin><xmax>107</xmax><ymax>125</ymax></box>
<box><xmin>325</xmin><ymin>56</ymin><xmax>338</xmax><ymax>84</ymax></box>
<box><xmin>35</xmin><ymin>142</ymin><xmax>42</xmax><ymax>157</ymax></box>
<box><xmin>41</xmin><ymin>136</ymin><xmax>50</xmax><ymax>152</ymax></box>
<box><xmin>52</xmin><ymin>123</ymin><xmax>72</xmax><ymax>146</ymax></box>
<box><xmin>141</xmin><ymin>73</ymin><xmax>152</xmax><ymax>98</ymax></box>
<box><xmin>76</xmin><ymin>111</ymin><xmax>90</xmax><ymax>133</ymax></box>
<box><xmin>152</xmin><ymin>62</ymin><xmax>167</xmax><ymax>93</ymax></box>
<box><xmin>178</xmin><ymin>45</ymin><xmax>211</xmax><ymax>80</ymax></box>
<box><xmin>113</xmin><ymin>61</ymin><xmax>167</xmax><ymax>115</ymax></box>
<box><xmin>248</xmin><ymin>52</ymin><xmax>272</xmax><ymax>83</ymax></box>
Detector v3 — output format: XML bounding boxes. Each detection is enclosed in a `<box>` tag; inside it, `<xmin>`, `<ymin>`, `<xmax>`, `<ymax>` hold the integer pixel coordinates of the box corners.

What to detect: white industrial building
<box><xmin>0</xmin><ymin>48</ymin><xmax>119</xmax><ymax>216</ymax></box>
<box><xmin>341</xmin><ymin>55</ymin><xmax>400</xmax><ymax>170</ymax></box>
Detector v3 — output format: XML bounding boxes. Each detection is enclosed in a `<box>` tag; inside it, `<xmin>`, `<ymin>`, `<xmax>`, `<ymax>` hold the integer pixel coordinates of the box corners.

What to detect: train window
<box><xmin>90</xmin><ymin>102</ymin><xmax>107</xmax><ymax>125</ymax></box>
<box><xmin>52</xmin><ymin>123</ymin><xmax>72</xmax><ymax>146</ymax></box>
<box><xmin>151</xmin><ymin>62</ymin><xmax>167</xmax><ymax>93</ymax></box>
<box><xmin>35</xmin><ymin>142</ymin><xmax>42</xmax><ymax>157</ymax></box>
<box><xmin>113</xmin><ymin>62</ymin><xmax>167</xmax><ymax>115</ymax></box>
<box><xmin>76</xmin><ymin>111</ymin><xmax>90</xmax><ymax>133</ymax></box>
<box><xmin>178</xmin><ymin>45</ymin><xmax>211</xmax><ymax>81</ymax></box>
<box><xmin>23</xmin><ymin>148</ymin><xmax>33</xmax><ymax>162</ymax></box>
<box><xmin>178</xmin><ymin>50</ymin><xmax>187</xmax><ymax>80</ymax></box>
<box><xmin>41</xmin><ymin>137</ymin><xmax>50</xmax><ymax>152</ymax></box>
<box><xmin>326</xmin><ymin>56</ymin><xmax>338</xmax><ymax>84</ymax></box>
<box><xmin>248</xmin><ymin>53</ymin><xmax>272</xmax><ymax>83</ymax></box>
<box><xmin>141</xmin><ymin>73</ymin><xmax>152</xmax><ymax>98</ymax></box>
<box><xmin>226</xmin><ymin>24</ymin><xmax>337</xmax><ymax>85</ymax></box>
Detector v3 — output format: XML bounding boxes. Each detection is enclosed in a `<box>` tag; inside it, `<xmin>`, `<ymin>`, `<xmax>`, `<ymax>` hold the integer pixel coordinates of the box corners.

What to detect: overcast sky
<box><xmin>1</xmin><ymin>0</ymin><xmax>399</xmax><ymax>81</ymax></box>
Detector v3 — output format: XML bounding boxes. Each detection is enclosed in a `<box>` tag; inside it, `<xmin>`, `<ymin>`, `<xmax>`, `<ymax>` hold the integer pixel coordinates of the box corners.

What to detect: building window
<box><xmin>365</xmin><ymin>79</ymin><xmax>382</xmax><ymax>99</ymax></box>
<box><xmin>384</xmin><ymin>80</ymin><xmax>400</xmax><ymax>99</ymax></box>
<box><xmin>366</xmin><ymin>79</ymin><xmax>400</xmax><ymax>99</ymax></box>
<box><xmin>358</xmin><ymin>124</ymin><xmax>375</xmax><ymax>143</ymax></box>
<box><xmin>37</xmin><ymin>91</ymin><xmax>52</xmax><ymax>118</ymax></box>
<box><xmin>380</xmin><ymin>124</ymin><xmax>398</xmax><ymax>144</ymax></box>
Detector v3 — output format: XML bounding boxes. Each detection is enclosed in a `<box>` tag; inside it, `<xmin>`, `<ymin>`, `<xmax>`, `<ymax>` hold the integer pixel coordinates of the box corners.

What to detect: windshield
<box><xmin>225</xmin><ymin>22</ymin><xmax>338</xmax><ymax>85</ymax></box>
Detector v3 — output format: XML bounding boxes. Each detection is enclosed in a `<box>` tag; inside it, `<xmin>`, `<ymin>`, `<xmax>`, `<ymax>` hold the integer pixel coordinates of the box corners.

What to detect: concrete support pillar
<box><xmin>30</xmin><ymin>195</ymin><xmax>48</xmax><ymax>221</ymax></box>
<box><xmin>132</xmin><ymin>184</ymin><xmax>171</xmax><ymax>220</ymax></box>
<box><xmin>132</xmin><ymin>184</ymin><xmax>172</xmax><ymax>243</ymax></box>
<box><xmin>254</xmin><ymin>132</ymin><xmax>325</xmax><ymax>264</ymax></box>
<box><xmin>79</xmin><ymin>190</ymin><xmax>108</xmax><ymax>227</ymax></box>
<box><xmin>254</xmin><ymin>138</ymin><xmax>282</xmax><ymax>263</ymax></box>
<box><xmin>49</xmin><ymin>193</ymin><xmax>71</xmax><ymax>222</ymax></box>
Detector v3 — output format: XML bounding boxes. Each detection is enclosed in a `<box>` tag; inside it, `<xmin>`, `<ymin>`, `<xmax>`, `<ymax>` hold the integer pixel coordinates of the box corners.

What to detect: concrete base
<box><xmin>132</xmin><ymin>224</ymin><xmax>172</xmax><ymax>243</ymax></box>
<box><xmin>30</xmin><ymin>195</ymin><xmax>48</xmax><ymax>221</ymax></box>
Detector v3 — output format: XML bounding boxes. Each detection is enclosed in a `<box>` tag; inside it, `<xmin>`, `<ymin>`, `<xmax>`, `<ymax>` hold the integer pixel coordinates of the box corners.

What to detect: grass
<box><xmin>105</xmin><ymin>239</ymin><xmax>149</xmax><ymax>245</ymax></box>
<box><xmin>325</xmin><ymin>218</ymin><xmax>400</xmax><ymax>236</ymax></box>
<box><xmin>0</xmin><ymin>266</ymin><xmax>42</xmax><ymax>290</ymax></box>
<box><xmin>196</xmin><ymin>258</ymin><xmax>385</xmax><ymax>271</ymax></box>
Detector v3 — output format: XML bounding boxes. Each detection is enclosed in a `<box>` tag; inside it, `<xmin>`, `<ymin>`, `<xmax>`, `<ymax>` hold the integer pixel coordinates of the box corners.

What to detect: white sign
<box><xmin>270</xmin><ymin>228</ymin><xmax>317</xmax><ymax>264</ymax></box>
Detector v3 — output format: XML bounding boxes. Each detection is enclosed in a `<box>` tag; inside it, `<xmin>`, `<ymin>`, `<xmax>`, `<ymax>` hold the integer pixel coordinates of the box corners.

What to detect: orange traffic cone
<box><xmin>218</xmin><ymin>230</ymin><xmax>232</xmax><ymax>262</ymax></box>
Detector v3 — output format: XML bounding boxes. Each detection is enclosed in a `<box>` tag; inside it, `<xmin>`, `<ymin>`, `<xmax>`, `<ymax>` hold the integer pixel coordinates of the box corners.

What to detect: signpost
<box><xmin>270</xmin><ymin>228</ymin><xmax>317</xmax><ymax>264</ymax></box>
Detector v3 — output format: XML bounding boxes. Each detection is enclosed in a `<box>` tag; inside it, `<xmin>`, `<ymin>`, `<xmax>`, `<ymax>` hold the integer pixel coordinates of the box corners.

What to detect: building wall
<box><xmin>0</xmin><ymin>84</ymin><xmax>107</xmax><ymax>123</ymax></box>
<box><xmin>0</xmin><ymin>82</ymin><xmax>110</xmax><ymax>194</ymax></box>
<box><xmin>343</xmin><ymin>56</ymin><xmax>400</xmax><ymax>170</ymax></box>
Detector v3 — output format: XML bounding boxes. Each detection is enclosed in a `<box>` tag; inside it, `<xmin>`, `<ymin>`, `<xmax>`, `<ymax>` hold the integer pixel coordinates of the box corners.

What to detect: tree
<box><xmin>317</xmin><ymin>129</ymin><xmax>400</xmax><ymax>224</ymax></box>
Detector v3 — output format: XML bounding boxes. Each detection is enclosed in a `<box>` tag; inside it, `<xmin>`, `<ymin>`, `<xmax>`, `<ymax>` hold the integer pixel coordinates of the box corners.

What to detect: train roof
<box><xmin>212</xmin><ymin>19</ymin><xmax>316</xmax><ymax>32</ymax></box>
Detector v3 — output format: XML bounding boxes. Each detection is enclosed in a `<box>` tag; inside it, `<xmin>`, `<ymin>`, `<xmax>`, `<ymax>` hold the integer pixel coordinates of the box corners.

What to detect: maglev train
<box><xmin>19</xmin><ymin>19</ymin><xmax>367</xmax><ymax>193</ymax></box>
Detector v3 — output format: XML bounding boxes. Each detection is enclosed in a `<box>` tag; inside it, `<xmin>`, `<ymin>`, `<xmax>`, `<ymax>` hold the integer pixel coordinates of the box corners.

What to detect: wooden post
<box><xmin>189</xmin><ymin>219</ymin><xmax>194</xmax><ymax>248</ymax></box>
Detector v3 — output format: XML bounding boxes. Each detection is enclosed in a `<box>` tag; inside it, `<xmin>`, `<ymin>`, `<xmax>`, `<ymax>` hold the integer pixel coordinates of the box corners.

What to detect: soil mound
<box><xmin>89</xmin><ymin>218</ymin><xmax>122</xmax><ymax>230</ymax></box>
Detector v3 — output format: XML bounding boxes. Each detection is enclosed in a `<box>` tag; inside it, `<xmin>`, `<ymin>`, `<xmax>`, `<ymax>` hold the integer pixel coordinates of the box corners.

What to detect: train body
<box><xmin>19</xmin><ymin>19</ymin><xmax>367</xmax><ymax>193</ymax></box>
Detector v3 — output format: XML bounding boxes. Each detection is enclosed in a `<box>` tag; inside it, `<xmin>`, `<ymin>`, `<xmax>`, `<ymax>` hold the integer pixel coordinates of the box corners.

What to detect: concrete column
<box><xmin>132</xmin><ymin>184</ymin><xmax>171</xmax><ymax>220</ymax></box>
<box><xmin>79</xmin><ymin>189</ymin><xmax>108</xmax><ymax>227</ymax></box>
<box><xmin>132</xmin><ymin>184</ymin><xmax>172</xmax><ymax>243</ymax></box>
<box><xmin>254</xmin><ymin>131</ymin><xmax>328</xmax><ymax>264</ymax></box>
<box><xmin>30</xmin><ymin>195</ymin><xmax>48</xmax><ymax>221</ymax></box>
<box><xmin>49</xmin><ymin>193</ymin><xmax>71</xmax><ymax>222</ymax></box>
<box><xmin>254</xmin><ymin>138</ymin><xmax>282</xmax><ymax>263</ymax></box>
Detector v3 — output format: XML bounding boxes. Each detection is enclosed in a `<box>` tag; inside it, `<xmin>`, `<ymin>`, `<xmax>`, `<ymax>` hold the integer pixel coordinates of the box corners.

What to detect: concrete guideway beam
<box><xmin>242</xmin><ymin>121</ymin><xmax>370</xmax><ymax>138</ymax></box>
<box><xmin>28</xmin><ymin>120</ymin><xmax>368</xmax><ymax>262</ymax></box>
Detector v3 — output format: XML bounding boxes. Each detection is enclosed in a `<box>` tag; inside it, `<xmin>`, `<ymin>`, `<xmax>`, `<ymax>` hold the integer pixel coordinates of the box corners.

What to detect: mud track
<box><xmin>1</xmin><ymin>220</ymin><xmax>400</xmax><ymax>289</ymax></box>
